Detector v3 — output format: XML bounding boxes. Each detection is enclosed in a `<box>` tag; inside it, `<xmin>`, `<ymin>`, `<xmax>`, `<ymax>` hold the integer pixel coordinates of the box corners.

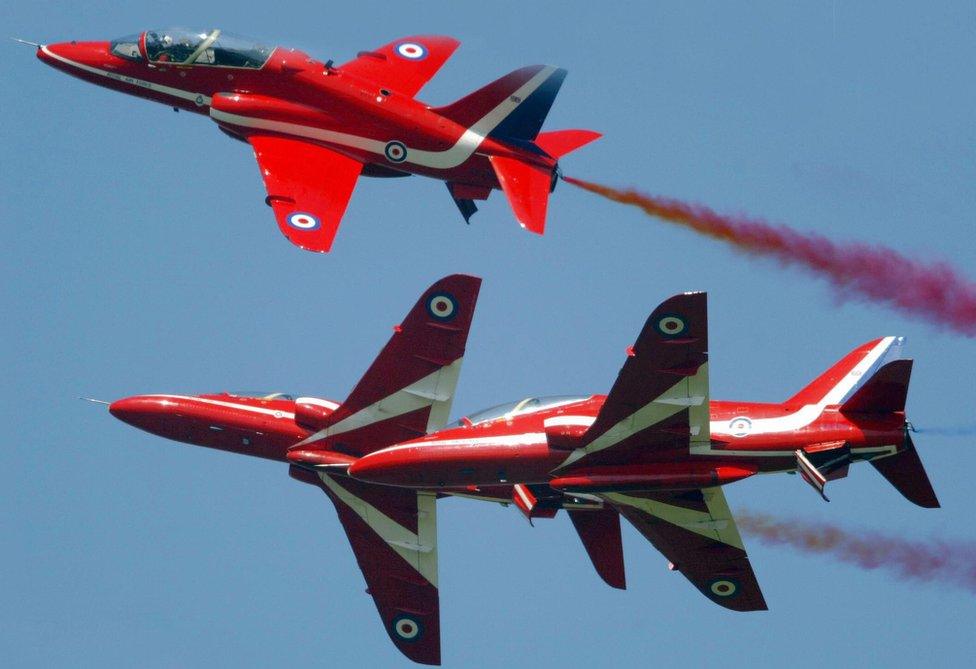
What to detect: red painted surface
<box><xmin>36</xmin><ymin>31</ymin><xmax>600</xmax><ymax>252</ymax></box>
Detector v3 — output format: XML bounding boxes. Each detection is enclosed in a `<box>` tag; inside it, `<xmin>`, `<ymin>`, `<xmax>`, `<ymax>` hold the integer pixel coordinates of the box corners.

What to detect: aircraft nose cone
<box><xmin>37</xmin><ymin>41</ymin><xmax>112</xmax><ymax>70</ymax></box>
<box><xmin>108</xmin><ymin>396</ymin><xmax>167</xmax><ymax>426</ymax></box>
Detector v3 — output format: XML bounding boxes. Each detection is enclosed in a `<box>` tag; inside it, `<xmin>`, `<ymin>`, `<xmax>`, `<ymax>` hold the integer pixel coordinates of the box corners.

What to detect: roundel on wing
<box><xmin>391</xmin><ymin>614</ymin><xmax>424</xmax><ymax>642</ymax></box>
<box><xmin>395</xmin><ymin>42</ymin><xmax>428</xmax><ymax>60</ymax></box>
<box><xmin>707</xmin><ymin>578</ymin><xmax>740</xmax><ymax>598</ymax></box>
<box><xmin>427</xmin><ymin>292</ymin><xmax>458</xmax><ymax>321</ymax></box>
<box><xmin>287</xmin><ymin>212</ymin><xmax>320</xmax><ymax>230</ymax></box>
<box><xmin>655</xmin><ymin>314</ymin><xmax>687</xmax><ymax>338</ymax></box>
<box><xmin>384</xmin><ymin>141</ymin><xmax>408</xmax><ymax>163</ymax></box>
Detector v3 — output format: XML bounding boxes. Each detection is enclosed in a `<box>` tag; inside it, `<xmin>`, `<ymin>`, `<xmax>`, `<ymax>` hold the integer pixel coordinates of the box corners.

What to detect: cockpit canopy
<box><xmin>450</xmin><ymin>395</ymin><xmax>589</xmax><ymax>428</ymax></box>
<box><xmin>110</xmin><ymin>28</ymin><xmax>274</xmax><ymax>68</ymax></box>
<box><xmin>227</xmin><ymin>391</ymin><xmax>296</xmax><ymax>401</ymax></box>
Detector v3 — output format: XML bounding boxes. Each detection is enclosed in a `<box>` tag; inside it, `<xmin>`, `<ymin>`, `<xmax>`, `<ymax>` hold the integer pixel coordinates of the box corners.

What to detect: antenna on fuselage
<box><xmin>11</xmin><ymin>38</ymin><xmax>43</xmax><ymax>48</ymax></box>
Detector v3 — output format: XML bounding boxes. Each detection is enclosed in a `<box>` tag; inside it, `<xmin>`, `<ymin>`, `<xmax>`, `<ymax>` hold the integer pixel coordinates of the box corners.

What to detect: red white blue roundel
<box><xmin>391</xmin><ymin>614</ymin><xmax>423</xmax><ymax>642</ymax></box>
<box><xmin>708</xmin><ymin>578</ymin><xmax>739</xmax><ymax>598</ymax></box>
<box><xmin>395</xmin><ymin>42</ymin><xmax>427</xmax><ymax>60</ymax></box>
<box><xmin>287</xmin><ymin>212</ymin><xmax>320</xmax><ymax>230</ymax></box>
<box><xmin>384</xmin><ymin>141</ymin><xmax>408</xmax><ymax>163</ymax></box>
<box><xmin>656</xmin><ymin>314</ymin><xmax>687</xmax><ymax>338</ymax></box>
<box><xmin>728</xmin><ymin>416</ymin><xmax>753</xmax><ymax>437</ymax></box>
<box><xmin>427</xmin><ymin>292</ymin><xmax>458</xmax><ymax>321</ymax></box>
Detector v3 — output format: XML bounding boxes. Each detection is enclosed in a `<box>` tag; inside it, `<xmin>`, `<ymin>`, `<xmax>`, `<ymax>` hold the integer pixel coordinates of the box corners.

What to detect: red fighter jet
<box><xmin>30</xmin><ymin>29</ymin><xmax>600</xmax><ymax>252</ymax></box>
<box><xmin>104</xmin><ymin>275</ymin><xmax>939</xmax><ymax>665</ymax></box>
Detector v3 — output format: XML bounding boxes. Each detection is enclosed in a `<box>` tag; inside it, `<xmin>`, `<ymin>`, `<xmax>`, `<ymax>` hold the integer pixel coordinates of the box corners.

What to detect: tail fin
<box><xmin>840</xmin><ymin>359</ymin><xmax>912</xmax><ymax>414</ymax></box>
<box><xmin>871</xmin><ymin>432</ymin><xmax>940</xmax><ymax>508</ymax></box>
<box><xmin>434</xmin><ymin>65</ymin><xmax>567</xmax><ymax>141</ymax></box>
<box><xmin>785</xmin><ymin>336</ymin><xmax>905</xmax><ymax>408</ymax></box>
<box><xmin>290</xmin><ymin>274</ymin><xmax>481</xmax><ymax>456</ymax></box>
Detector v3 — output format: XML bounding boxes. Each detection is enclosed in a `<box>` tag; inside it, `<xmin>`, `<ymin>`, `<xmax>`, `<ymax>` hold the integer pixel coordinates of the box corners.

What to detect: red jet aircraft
<box><xmin>104</xmin><ymin>275</ymin><xmax>938</xmax><ymax>665</ymax></box>
<box><xmin>31</xmin><ymin>29</ymin><xmax>600</xmax><ymax>252</ymax></box>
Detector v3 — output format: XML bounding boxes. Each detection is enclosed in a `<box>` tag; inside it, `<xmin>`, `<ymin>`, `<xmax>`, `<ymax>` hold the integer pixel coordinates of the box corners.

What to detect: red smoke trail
<box><xmin>737</xmin><ymin>511</ymin><xmax>976</xmax><ymax>593</ymax></box>
<box><xmin>563</xmin><ymin>177</ymin><xmax>976</xmax><ymax>337</ymax></box>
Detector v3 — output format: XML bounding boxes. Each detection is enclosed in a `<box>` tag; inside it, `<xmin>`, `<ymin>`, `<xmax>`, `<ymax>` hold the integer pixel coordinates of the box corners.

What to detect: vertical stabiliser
<box><xmin>568</xmin><ymin>508</ymin><xmax>626</xmax><ymax>589</ymax></box>
<box><xmin>433</xmin><ymin>65</ymin><xmax>567</xmax><ymax>142</ymax></box>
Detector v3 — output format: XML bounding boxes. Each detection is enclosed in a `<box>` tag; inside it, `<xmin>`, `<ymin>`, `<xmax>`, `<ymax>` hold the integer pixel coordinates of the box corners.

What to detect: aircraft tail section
<box><xmin>840</xmin><ymin>359</ymin><xmax>913</xmax><ymax>415</ymax></box>
<box><xmin>784</xmin><ymin>336</ymin><xmax>905</xmax><ymax>408</ymax></box>
<box><xmin>433</xmin><ymin>65</ymin><xmax>567</xmax><ymax>142</ymax></box>
<box><xmin>289</xmin><ymin>275</ymin><xmax>481</xmax><ymax>457</ymax></box>
<box><xmin>534</xmin><ymin>129</ymin><xmax>602</xmax><ymax>159</ymax></box>
<box><xmin>489</xmin><ymin>155</ymin><xmax>552</xmax><ymax>234</ymax></box>
<box><xmin>871</xmin><ymin>432</ymin><xmax>940</xmax><ymax>508</ymax></box>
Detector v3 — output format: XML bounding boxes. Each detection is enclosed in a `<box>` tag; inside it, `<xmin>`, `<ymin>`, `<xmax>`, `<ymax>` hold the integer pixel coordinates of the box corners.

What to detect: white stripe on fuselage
<box><xmin>209</xmin><ymin>65</ymin><xmax>560</xmax><ymax>170</ymax></box>
<box><xmin>697</xmin><ymin>337</ymin><xmax>898</xmax><ymax>456</ymax></box>
<box><xmin>140</xmin><ymin>394</ymin><xmax>295</xmax><ymax>419</ymax></box>
<box><xmin>40</xmin><ymin>46</ymin><xmax>213</xmax><ymax>106</ymax></box>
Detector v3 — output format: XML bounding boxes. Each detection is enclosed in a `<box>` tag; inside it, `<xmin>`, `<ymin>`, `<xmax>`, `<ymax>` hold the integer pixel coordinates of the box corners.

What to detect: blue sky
<box><xmin>2</xmin><ymin>1</ymin><xmax>974</xmax><ymax>666</ymax></box>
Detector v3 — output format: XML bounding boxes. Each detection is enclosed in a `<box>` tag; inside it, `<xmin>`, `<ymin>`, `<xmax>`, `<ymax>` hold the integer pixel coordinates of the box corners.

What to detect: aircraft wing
<box><xmin>557</xmin><ymin>292</ymin><xmax>710</xmax><ymax>471</ymax></box>
<box><xmin>291</xmin><ymin>467</ymin><xmax>441</xmax><ymax>665</ymax></box>
<box><xmin>339</xmin><ymin>35</ymin><xmax>460</xmax><ymax>98</ymax></box>
<box><xmin>605</xmin><ymin>486</ymin><xmax>767</xmax><ymax>611</ymax></box>
<box><xmin>247</xmin><ymin>134</ymin><xmax>363</xmax><ymax>253</ymax></box>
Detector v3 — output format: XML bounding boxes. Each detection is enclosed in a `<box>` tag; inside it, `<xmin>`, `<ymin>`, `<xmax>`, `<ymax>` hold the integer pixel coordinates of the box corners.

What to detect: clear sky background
<box><xmin>3</xmin><ymin>2</ymin><xmax>974</xmax><ymax>666</ymax></box>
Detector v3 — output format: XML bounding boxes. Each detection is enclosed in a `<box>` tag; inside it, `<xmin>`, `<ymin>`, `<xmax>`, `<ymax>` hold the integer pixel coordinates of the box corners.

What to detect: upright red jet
<box><xmin>31</xmin><ymin>29</ymin><xmax>600</xmax><ymax>252</ymax></box>
<box><xmin>103</xmin><ymin>275</ymin><xmax>939</xmax><ymax>664</ymax></box>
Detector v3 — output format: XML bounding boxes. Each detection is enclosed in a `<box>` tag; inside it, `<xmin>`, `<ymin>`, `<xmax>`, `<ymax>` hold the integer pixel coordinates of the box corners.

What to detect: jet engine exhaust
<box><xmin>737</xmin><ymin>511</ymin><xmax>976</xmax><ymax>594</ymax></box>
<box><xmin>563</xmin><ymin>176</ymin><xmax>976</xmax><ymax>337</ymax></box>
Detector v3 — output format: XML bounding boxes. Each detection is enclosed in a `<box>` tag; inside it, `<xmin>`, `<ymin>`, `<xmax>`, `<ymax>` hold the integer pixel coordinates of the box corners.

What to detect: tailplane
<box><xmin>871</xmin><ymin>432</ymin><xmax>940</xmax><ymax>508</ymax></box>
<box><xmin>534</xmin><ymin>129</ymin><xmax>602</xmax><ymax>159</ymax></box>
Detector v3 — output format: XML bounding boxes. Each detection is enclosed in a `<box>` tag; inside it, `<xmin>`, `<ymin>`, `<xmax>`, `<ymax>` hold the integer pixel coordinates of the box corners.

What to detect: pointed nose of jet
<box><xmin>37</xmin><ymin>40</ymin><xmax>113</xmax><ymax>72</ymax></box>
<box><xmin>108</xmin><ymin>395</ymin><xmax>170</xmax><ymax>428</ymax></box>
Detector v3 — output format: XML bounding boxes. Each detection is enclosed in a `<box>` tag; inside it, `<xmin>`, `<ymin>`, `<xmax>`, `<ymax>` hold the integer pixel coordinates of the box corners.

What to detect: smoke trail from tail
<box><xmin>737</xmin><ymin>511</ymin><xmax>976</xmax><ymax>593</ymax></box>
<box><xmin>563</xmin><ymin>177</ymin><xmax>976</xmax><ymax>337</ymax></box>
<box><xmin>914</xmin><ymin>424</ymin><xmax>976</xmax><ymax>437</ymax></box>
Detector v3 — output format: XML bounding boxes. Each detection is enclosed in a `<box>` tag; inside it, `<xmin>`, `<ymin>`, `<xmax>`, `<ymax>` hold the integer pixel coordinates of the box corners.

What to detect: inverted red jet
<box><xmin>104</xmin><ymin>276</ymin><xmax>939</xmax><ymax>664</ymax></box>
<box><xmin>31</xmin><ymin>29</ymin><xmax>600</xmax><ymax>252</ymax></box>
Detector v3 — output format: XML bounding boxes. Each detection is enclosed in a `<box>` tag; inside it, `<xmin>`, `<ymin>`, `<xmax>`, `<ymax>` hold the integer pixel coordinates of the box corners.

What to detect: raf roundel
<box><xmin>395</xmin><ymin>42</ymin><xmax>428</xmax><ymax>60</ymax></box>
<box><xmin>427</xmin><ymin>292</ymin><xmax>458</xmax><ymax>321</ymax></box>
<box><xmin>729</xmin><ymin>416</ymin><xmax>753</xmax><ymax>438</ymax></box>
<box><xmin>384</xmin><ymin>141</ymin><xmax>408</xmax><ymax>163</ymax></box>
<box><xmin>287</xmin><ymin>212</ymin><xmax>320</xmax><ymax>231</ymax></box>
<box><xmin>708</xmin><ymin>579</ymin><xmax>739</xmax><ymax>598</ymax></box>
<box><xmin>391</xmin><ymin>614</ymin><xmax>423</xmax><ymax>642</ymax></box>
<box><xmin>656</xmin><ymin>314</ymin><xmax>687</xmax><ymax>338</ymax></box>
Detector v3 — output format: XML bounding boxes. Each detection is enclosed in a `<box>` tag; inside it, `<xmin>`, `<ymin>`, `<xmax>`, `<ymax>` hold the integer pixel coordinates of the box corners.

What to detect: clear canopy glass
<box><xmin>452</xmin><ymin>395</ymin><xmax>589</xmax><ymax>427</ymax></box>
<box><xmin>143</xmin><ymin>28</ymin><xmax>273</xmax><ymax>68</ymax></box>
<box><xmin>227</xmin><ymin>391</ymin><xmax>296</xmax><ymax>401</ymax></box>
<box><xmin>109</xmin><ymin>34</ymin><xmax>143</xmax><ymax>61</ymax></box>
